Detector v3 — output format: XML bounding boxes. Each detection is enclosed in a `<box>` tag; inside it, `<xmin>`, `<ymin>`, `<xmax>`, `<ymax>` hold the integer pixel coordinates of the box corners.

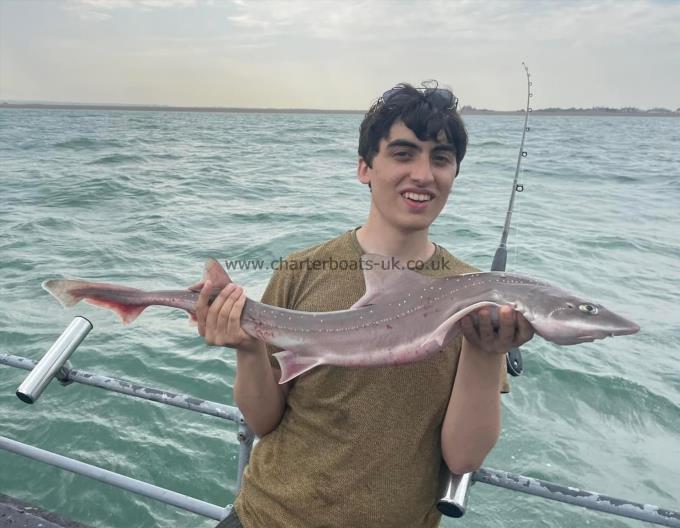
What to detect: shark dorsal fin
<box><xmin>351</xmin><ymin>253</ymin><xmax>438</xmax><ymax>309</ymax></box>
<box><xmin>188</xmin><ymin>258</ymin><xmax>233</xmax><ymax>292</ymax></box>
<box><xmin>203</xmin><ymin>258</ymin><xmax>232</xmax><ymax>287</ymax></box>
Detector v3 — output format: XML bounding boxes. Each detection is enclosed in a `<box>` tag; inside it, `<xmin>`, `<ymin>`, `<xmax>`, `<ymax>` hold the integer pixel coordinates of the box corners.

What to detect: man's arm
<box><xmin>196</xmin><ymin>281</ymin><xmax>289</xmax><ymax>437</ymax></box>
<box><xmin>441</xmin><ymin>305</ymin><xmax>533</xmax><ymax>474</ymax></box>
<box><xmin>234</xmin><ymin>343</ymin><xmax>289</xmax><ymax>436</ymax></box>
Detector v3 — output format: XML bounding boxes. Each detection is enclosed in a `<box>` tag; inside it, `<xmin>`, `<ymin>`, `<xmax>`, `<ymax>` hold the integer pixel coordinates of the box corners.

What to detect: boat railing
<box><xmin>1</xmin><ymin>317</ymin><xmax>679</xmax><ymax>527</ymax></box>
<box><xmin>0</xmin><ymin>317</ymin><xmax>252</xmax><ymax>522</ymax></box>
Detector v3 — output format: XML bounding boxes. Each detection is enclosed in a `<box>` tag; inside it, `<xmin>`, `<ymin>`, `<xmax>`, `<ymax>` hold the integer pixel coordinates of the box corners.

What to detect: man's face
<box><xmin>357</xmin><ymin>121</ymin><xmax>457</xmax><ymax>233</ymax></box>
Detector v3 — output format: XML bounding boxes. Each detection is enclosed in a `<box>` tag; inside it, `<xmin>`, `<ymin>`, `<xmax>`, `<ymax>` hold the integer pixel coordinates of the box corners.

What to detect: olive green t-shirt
<box><xmin>234</xmin><ymin>229</ymin><xmax>508</xmax><ymax>528</ymax></box>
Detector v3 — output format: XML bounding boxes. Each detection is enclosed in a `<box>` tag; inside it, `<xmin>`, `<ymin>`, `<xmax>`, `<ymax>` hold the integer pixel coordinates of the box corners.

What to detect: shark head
<box><xmin>530</xmin><ymin>294</ymin><xmax>640</xmax><ymax>345</ymax></box>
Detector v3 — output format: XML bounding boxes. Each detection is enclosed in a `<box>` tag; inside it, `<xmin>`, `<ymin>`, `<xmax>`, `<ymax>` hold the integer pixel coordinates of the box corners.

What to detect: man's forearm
<box><xmin>441</xmin><ymin>340</ymin><xmax>505</xmax><ymax>474</ymax></box>
<box><xmin>234</xmin><ymin>342</ymin><xmax>287</xmax><ymax>437</ymax></box>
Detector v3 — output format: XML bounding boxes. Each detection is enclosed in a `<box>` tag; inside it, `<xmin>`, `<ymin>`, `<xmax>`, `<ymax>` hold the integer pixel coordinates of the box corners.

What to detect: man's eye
<box><xmin>394</xmin><ymin>151</ymin><xmax>413</xmax><ymax>160</ymax></box>
<box><xmin>433</xmin><ymin>155</ymin><xmax>453</xmax><ymax>165</ymax></box>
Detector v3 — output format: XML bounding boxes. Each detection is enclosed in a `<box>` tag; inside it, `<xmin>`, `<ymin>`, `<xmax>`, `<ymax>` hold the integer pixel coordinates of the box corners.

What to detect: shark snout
<box><xmin>578</xmin><ymin>317</ymin><xmax>640</xmax><ymax>343</ymax></box>
<box><xmin>611</xmin><ymin>320</ymin><xmax>641</xmax><ymax>336</ymax></box>
<box><xmin>539</xmin><ymin>308</ymin><xmax>641</xmax><ymax>345</ymax></box>
<box><xmin>605</xmin><ymin>310</ymin><xmax>640</xmax><ymax>337</ymax></box>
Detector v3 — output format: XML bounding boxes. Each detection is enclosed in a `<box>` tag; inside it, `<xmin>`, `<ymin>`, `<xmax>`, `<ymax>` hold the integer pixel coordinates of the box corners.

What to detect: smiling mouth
<box><xmin>401</xmin><ymin>191</ymin><xmax>433</xmax><ymax>203</ymax></box>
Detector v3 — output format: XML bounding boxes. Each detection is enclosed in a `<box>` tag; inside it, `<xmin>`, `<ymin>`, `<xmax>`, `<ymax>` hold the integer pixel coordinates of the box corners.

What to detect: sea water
<box><xmin>1</xmin><ymin>108</ymin><xmax>678</xmax><ymax>527</ymax></box>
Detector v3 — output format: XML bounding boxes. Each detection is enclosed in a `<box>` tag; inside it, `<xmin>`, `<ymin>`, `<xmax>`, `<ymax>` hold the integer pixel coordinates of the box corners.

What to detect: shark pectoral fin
<box><xmin>351</xmin><ymin>253</ymin><xmax>442</xmax><ymax>309</ymax></box>
<box><xmin>428</xmin><ymin>301</ymin><xmax>503</xmax><ymax>348</ymax></box>
<box><xmin>199</xmin><ymin>258</ymin><xmax>232</xmax><ymax>289</ymax></box>
<box><xmin>273</xmin><ymin>350</ymin><xmax>324</xmax><ymax>384</ymax></box>
<box><xmin>350</xmin><ymin>295</ymin><xmax>376</xmax><ymax>309</ymax></box>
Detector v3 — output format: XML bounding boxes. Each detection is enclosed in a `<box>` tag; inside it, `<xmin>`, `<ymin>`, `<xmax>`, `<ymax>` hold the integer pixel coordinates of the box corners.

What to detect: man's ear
<box><xmin>357</xmin><ymin>157</ymin><xmax>371</xmax><ymax>185</ymax></box>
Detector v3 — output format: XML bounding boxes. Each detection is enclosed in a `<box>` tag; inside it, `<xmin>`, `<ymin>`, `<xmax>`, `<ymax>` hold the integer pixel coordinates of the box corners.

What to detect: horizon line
<box><xmin>1</xmin><ymin>100</ymin><xmax>678</xmax><ymax>117</ymax></box>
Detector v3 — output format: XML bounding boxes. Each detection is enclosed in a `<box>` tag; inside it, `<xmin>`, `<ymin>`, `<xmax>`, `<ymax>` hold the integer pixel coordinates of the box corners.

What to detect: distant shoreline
<box><xmin>1</xmin><ymin>102</ymin><xmax>678</xmax><ymax>117</ymax></box>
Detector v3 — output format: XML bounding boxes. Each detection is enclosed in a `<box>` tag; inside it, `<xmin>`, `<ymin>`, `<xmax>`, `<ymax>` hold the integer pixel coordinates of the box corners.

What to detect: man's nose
<box><xmin>410</xmin><ymin>157</ymin><xmax>435</xmax><ymax>184</ymax></box>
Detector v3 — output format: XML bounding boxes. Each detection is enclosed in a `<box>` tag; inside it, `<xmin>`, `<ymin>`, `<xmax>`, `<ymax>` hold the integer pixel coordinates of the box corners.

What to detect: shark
<box><xmin>42</xmin><ymin>256</ymin><xmax>640</xmax><ymax>383</ymax></box>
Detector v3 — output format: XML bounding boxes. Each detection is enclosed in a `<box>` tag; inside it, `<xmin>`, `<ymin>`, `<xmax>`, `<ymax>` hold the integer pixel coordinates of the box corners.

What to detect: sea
<box><xmin>0</xmin><ymin>108</ymin><xmax>678</xmax><ymax>528</ymax></box>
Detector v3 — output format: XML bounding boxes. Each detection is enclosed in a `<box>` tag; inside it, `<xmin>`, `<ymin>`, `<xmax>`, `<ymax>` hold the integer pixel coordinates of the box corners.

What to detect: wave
<box><xmin>541</xmin><ymin>363</ymin><xmax>680</xmax><ymax>432</ymax></box>
<box><xmin>87</xmin><ymin>154</ymin><xmax>147</xmax><ymax>165</ymax></box>
<box><xmin>54</xmin><ymin>137</ymin><xmax>124</xmax><ymax>150</ymax></box>
<box><xmin>473</xmin><ymin>140</ymin><xmax>506</xmax><ymax>147</ymax></box>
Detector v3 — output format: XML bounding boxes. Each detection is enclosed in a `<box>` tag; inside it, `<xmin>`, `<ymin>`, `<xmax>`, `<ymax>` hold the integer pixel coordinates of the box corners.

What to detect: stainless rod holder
<box><xmin>437</xmin><ymin>469</ymin><xmax>473</xmax><ymax>518</ymax></box>
<box><xmin>16</xmin><ymin>316</ymin><xmax>92</xmax><ymax>404</ymax></box>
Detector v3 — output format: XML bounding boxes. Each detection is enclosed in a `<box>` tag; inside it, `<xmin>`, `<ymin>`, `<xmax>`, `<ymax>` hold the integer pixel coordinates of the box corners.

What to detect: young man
<box><xmin>199</xmin><ymin>83</ymin><xmax>534</xmax><ymax>528</ymax></box>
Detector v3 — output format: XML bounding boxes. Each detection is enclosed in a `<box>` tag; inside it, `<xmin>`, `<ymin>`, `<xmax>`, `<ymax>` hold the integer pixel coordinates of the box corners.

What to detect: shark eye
<box><xmin>579</xmin><ymin>303</ymin><xmax>599</xmax><ymax>315</ymax></box>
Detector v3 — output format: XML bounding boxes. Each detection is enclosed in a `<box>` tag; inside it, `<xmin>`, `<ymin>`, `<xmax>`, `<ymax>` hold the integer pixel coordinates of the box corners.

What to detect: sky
<box><xmin>0</xmin><ymin>0</ymin><xmax>679</xmax><ymax>111</ymax></box>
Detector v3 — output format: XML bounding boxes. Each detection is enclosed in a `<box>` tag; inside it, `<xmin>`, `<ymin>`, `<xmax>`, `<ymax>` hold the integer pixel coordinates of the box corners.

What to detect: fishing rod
<box><xmin>492</xmin><ymin>61</ymin><xmax>532</xmax><ymax>377</ymax></box>
<box><xmin>437</xmin><ymin>62</ymin><xmax>532</xmax><ymax>515</ymax></box>
<box><xmin>439</xmin><ymin>64</ymin><xmax>680</xmax><ymax>526</ymax></box>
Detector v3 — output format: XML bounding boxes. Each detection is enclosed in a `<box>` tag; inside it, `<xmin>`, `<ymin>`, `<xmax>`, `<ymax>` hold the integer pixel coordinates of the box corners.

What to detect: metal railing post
<box><xmin>236</xmin><ymin>421</ymin><xmax>255</xmax><ymax>492</ymax></box>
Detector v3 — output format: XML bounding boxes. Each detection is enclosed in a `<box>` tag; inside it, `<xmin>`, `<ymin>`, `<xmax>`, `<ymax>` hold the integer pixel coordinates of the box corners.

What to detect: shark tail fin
<box><xmin>42</xmin><ymin>279</ymin><xmax>89</xmax><ymax>308</ymax></box>
<box><xmin>42</xmin><ymin>279</ymin><xmax>148</xmax><ymax>325</ymax></box>
<box><xmin>273</xmin><ymin>350</ymin><xmax>323</xmax><ymax>384</ymax></box>
<box><xmin>84</xmin><ymin>297</ymin><xmax>148</xmax><ymax>324</ymax></box>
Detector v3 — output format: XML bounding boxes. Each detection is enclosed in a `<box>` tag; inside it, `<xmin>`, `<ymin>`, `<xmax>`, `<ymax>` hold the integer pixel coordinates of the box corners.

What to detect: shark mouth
<box><xmin>578</xmin><ymin>326</ymin><xmax>640</xmax><ymax>343</ymax></box>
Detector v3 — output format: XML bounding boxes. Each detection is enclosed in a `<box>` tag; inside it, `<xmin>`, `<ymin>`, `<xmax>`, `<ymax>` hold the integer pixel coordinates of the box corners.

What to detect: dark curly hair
<box><xmin>358</xmin><ymin>81</ymin><xmax>467</xmax><ymax>174</ymax></box>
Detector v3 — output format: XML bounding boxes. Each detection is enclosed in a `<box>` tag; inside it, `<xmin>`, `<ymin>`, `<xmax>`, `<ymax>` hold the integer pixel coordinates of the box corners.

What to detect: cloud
<box><xmin>60</xmin><ymin>0</ymin><xmax>680</xmax><ymax>48</ymax></box>
<box><xmin>227</xmin><ymin>15</ymin><xmax>271</xmax><ymax>30</ymax></box>
<box><xmin>64</xmin><ymin>0</ymin><xmax>198</xmax><ymax>20</ymax></box>
<box><xmin>218</xmin><ymin>0</ymin><xmax>680</xmax><ymax>48</ymax></box>
<box><xmin>5</xmin><ymin>0</ymin><xmax>678</xmax><ymax>108</ymax></box>
<box><xmin>74</xmin><ymin>0</ymin><xmax>197</xmax><ymax>7</ymax></box>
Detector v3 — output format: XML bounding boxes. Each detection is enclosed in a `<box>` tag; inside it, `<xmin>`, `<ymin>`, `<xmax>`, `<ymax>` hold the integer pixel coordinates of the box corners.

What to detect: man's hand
<box><xmin>195</xmin><ymin>280</ymin><xmax>260</xmax><ymax>354</ymax></box>
<box><xmin>460</xmin><ymin>305</ymin><xmax>534</xmax><ymax>355</ymax></box>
